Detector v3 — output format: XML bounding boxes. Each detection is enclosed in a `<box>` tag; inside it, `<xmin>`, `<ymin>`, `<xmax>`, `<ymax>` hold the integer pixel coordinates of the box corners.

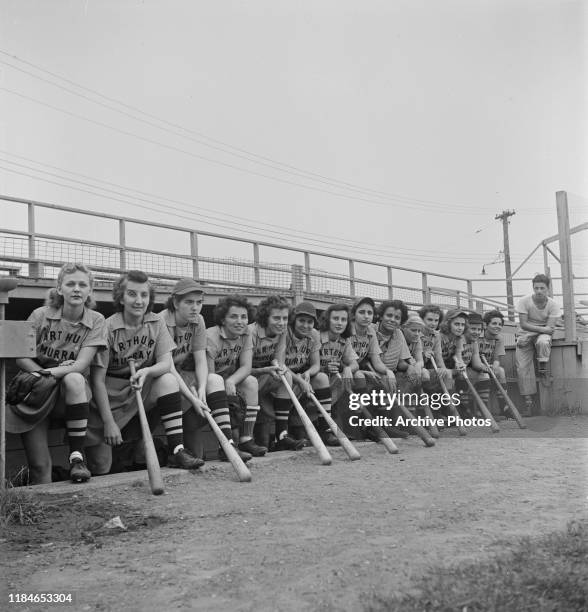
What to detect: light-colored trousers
<box><xmin>516</xmin><ymin>332</ymin><xmax>552</xmax><ymax>396</ymax></box>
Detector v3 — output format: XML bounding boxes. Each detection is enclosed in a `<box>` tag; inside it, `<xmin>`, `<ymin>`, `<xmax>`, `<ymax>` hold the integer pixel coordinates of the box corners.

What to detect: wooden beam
<box><xmin>556</xmin><ymin>191</ymin><xmax>576</xmax><ymax>342</ymax></box>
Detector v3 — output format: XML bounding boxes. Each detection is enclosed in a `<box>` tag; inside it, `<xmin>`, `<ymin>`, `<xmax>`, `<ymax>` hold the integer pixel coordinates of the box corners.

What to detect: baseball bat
<box><xmin>422</xmin><ymin>403</ymin><xmax>440</xmax><ymax>438</ymax></box>
<box><xmin>429</xmin><ymin>357</ymin><xmax>467</xmax><ymax>436</ymax></box>
<box><xmin>460</xmin><ymin>369</ymin><xmax>500</xmax><ymax>433</ymax></box>
<box><xmin>279</xmin><ymin>374</ymin><xmax>332</xmax><ymax>465</ymax></box>
<box><xmin>335</xmin><ymin>372</ymin><xmax>398</xmax><ymax>455</ymax></box>
<box><xmin>366</xmin><ymin>365</ymin><xmax>435</xmax><ymax>448</ymax></box>
<box><xmin>189</xmin><ymin>386</ymin><xmax>252</xmax><ymax>481</ymax></box>
<box><xmin>480</xmin><ymin>356</ymin><xmax>526</xmax><ymax>429</ymax></box>
<box><xmin>307</xmin><ymin>393</ymin><xmax>361</xmax><ymax>461</ymax></box>
<box><xmin>128</xmin><ymin>359</ymin><xmax>164</xmax><ymax>496</ymax></box>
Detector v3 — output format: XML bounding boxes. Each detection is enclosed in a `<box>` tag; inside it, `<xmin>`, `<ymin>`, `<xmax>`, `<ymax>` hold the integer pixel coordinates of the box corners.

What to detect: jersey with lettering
<box><xmin>440</xmin><ymin>333</ymin><xmax>464</xmax><ymax>369</ymax></box>
<box><xmin>375</xmin><ymin>327</ymin><xmax>411</xmax><ymax>371</ymax></box>
<box><xmin>159</xmin><ymin>309</ymin><xmax>206</xmax><ymax>371</ymax></box>
<box><xmin>206</xmin><ymin>325</ymin><xmax>253</xmax><ymax>378</ymax></box>
<box><xmin>248</xmin><ymin>322</ymin><xmax>285</xmax><ymax>369</ymax></box>
<box><xmin>28</xmin><ymin>306</ymin><xmax>106</xmax><ymax>368</ymax></box>
<box><xmin>349</xmin><ymin>325</ymin><xmax>381</xmax><ymax>367</ymax></box>
<box><xmin>94</xmin><ymin>312</ymin><xmax>175</xmax><ymax>376</ymax></box>
<box><xmin>285</xmin><ymin>327</ymin><xmax>321</xmax><ymax>373</ymax></box>
<box><xmin>319</xmin><ymin>331</ymin><xmax>359</xmax><ymax>372</ymax></box>
<box><xmin>421</xmin><ymin>327</ymin><xmax>443</xmax><ymax>368</ymax></box>
<box><xmin>477</xmin><ymin>334</ymin><xmax>505</xmax><ymax>364</ymax></box>
<box><xmin>460</xmin><ymin>340</ymin><xmax>475</xmax><ymax>367</ymax></box>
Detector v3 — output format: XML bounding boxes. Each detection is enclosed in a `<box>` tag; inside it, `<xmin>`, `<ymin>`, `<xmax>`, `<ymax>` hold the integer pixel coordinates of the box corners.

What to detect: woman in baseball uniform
<box><xmin>284</xmin><ymin>301</ymin><xmax>331</xmax><ymax>444</ymax></box>
<box><xmin>418</xmin><ymin>305</ymin><xmax>452</xmax><ymax>394</ymax></box>
<box><xmin>206</xmin><ymin>294</ymin><xmax>266</xmax><ymax>457</ymax></box>
<box><xmin>318</xmin><ymin>303</ymin><xmax>359</xmax><ymax>445</ymax></box>
<box><xmin>6</xmin><ymin>263</ymin><xmax>106</xmax><ymax>484</ymax></box>
<box><xmin>160</xmin><ymin>279</ymin><xmax>251</xmax><ymax>462</ymax></box>
<box><xmin>249</xmin><ymin>295</ymin><xmax>304</xmax><ymax>452</ymax></box>
<box><xmin>85</xmin><ymin>270</ymin><xmax>203</xmax><ymax>474</ymax></box>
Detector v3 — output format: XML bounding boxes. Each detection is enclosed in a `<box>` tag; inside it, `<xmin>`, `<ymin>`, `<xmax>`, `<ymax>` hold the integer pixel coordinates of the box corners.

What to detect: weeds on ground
<box><xmin>366</xmin><ymin>519</ymin><xmax>588</xmax><ymax>612</ymax></box>
<box><xmin>0</xmin><ymin>488</ymin><xmax>46</xmax><ymax>527</ymax></box>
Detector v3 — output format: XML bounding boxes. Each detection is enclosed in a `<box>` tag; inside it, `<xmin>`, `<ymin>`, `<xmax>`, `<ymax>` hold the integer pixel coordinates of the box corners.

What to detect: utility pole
<box><xmin>496</xmin><ymin>210</ymin><xmax>516</xmax><ymax>321</ymax></box>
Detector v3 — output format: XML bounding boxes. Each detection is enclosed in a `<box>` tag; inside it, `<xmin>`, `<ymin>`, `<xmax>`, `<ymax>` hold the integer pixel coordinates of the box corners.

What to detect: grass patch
<box><xmin>366</xmin><ymin>520</ymin><xmax>588</xmax><ymax>612</ymax></box>
<box><xmin>0</xmin><ymin>488</ymin><xmax>46</xmax><ymax>527</ymax></box>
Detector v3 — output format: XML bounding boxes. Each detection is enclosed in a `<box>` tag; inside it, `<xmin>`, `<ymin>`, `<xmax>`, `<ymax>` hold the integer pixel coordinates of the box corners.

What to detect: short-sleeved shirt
<box><xmin>405</xmin><ymin>337</ymin><xmax>423</xmax><ymax>362</ymax></box>
<box><xmin>375</xmin><ymin>327</ymin><xmax>411</xmax><ymax>372</ymax></box>
<box><xmin>159</xmin><ymin>309</ymin><xmax>206</xmax><ymax>371</ymax></box>
<box><xmin>460</xmin><ymin>340</ymin><xmax>475</xmax><ymax>367</ymax></box>
<box><xmin>206</xmin><ymin>325</ymin><xmax>252</xmax><ymax>378</ymax></box>
<box><xmin>285</xmin><ymin>327</ymin><xmax>321</xmax><ymax>373</ymax></box>
<box><xmin>248</xmin><ymin>322</ymin><xmax>285</xmax><ymax>369</ymax></box>
<box><xmin>94</xmin><ymin>312</ymin><xmax>176</xmax><ymax>376</ymax></box>
<box><xmin>28</xmin><ymin>306</ymin><xmax>107</xmax><ymax>368</ymax></box>
<box><xmin>440</xmin><ymin>333</ymin><xmax>464</xmax><ymax>369</ymax></box>
<box><xmin>319</xmin><ymin>331</ymin><xmax>359</xmax><ymax>372</ymax></box>
<box><xmin>516</xmin><ymin>295</ymin><xmax>561</xmax><ymax>330</ymax></box>
<box><xmin>477</xmin><ymin>334</ymin><xmax>505</xmax><ymax>364</ymax></box>
<box><xmin>421</xmin><ymin>327</ymin><xmax>443</xmax><ymax>368</ymax></box>
<box><xmin>350</xmin><ymin>325</ymin><xmax>381</xmax><ymax>366</ymax></box>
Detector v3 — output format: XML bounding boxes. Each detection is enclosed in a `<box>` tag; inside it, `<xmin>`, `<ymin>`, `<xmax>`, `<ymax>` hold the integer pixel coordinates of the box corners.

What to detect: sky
<box><xmin>0</xmin><ymin>0</ymin><xmax>586</xmax><ymax>303</ymax></box>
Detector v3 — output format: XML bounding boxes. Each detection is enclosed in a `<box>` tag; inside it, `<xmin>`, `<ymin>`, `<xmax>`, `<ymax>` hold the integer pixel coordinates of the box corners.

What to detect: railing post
<box><xmin>27</xmin><ymin>202</ymin><xmax>43</xmax><ymax>277</ymax></box>
<box><xmin>291</xmin><ymin>264</ymin><xmax>304</xmax><ymax>305</ymax></box>
<box><xmin>348</xmin><ymin>260</ymin><xmax>355</xmax><ymax>297</ymax></box>
<box><xmin>456</xmin><ymin>290</ymin><xmax>461</xmax><ymax>308</ymax></box>
<box><xmin>387</xmin><ymin>267</ymin><xmax>393</xmax><ymax>299</ymax></box>
<box><xmin>253</xmin><ymin>243</ymin><xmax>260</xmax><ymax>286</ymax></box>
<box><xmin>119</xmin><ymin>219</ymin><xmax>126</xmax><ymax>271</ymax></box>
<box><xmin>467</xmin><ymin>280</ymin><xmax>473</xmax><ymax>310</ymax></box>
<box><xmin>475</xmin><ymin>299</ymin><xmax>484</xmax><ymax>313</ymax></box>
<box><xmin>304</xmin><ymin>252</ymin><xmax>311</xmax><ymax>293</ymax></box>
<box><xmin>543</xmin><ymin>244</ymin><xmax>553</xmax><ymax>297</ymax></box>
<box><xmin>190</xmin><ymin>231</ymin><xmax>199</xmax><ymax>280</ymax></box>
<box><xmin>421</xmin><ymin>272</ymin><xmax>429</xmax><ymax>304</ymax></box>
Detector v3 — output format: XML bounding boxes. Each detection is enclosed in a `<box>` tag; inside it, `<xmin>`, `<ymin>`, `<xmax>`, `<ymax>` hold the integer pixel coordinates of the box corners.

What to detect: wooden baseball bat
<box><xmin>189</xmin><ymin>386</ymin><xmax>252</xmax><ymax>481</ymax></box>
<box><xmin>422</xmin><ymin>403</ymin><xmax>440</xmax><ymax>438</ymax></box>
<box><xmin>460</xmin><ymin>369</ymin><xmax>500</xmax><ymax>433</ymax></box>
<box><xmin>335</xmin><ymin>372</ymin><xmax>398</xmax><ymax>455</ymax></box>
<box><xmin>429</xmin><ymin>356</ymin><xmax>467</xmax><ymax>436</ymax></box>
<box><xmin>365</xmin><ymin>364</ymin><xmax>435</xmax><ymax>448</ymax></box>
<box><xmin>480</xmin><ymin>356</ymin><xmax>526</xmax><ymax>429</ymax></box>
<box><xmin>307</xmin><ymin>393</ymin><xmax>361</xmax><ymax>461</ymax></box>
<box><xmin>279</xmin><ymin>374</ymin><xmax>332</xmax><ymax>465</ymax></box>
<box><xmin>128</xmin><ymin>359</ymin><xmax>164</xmax><ymax>496</ymax></box>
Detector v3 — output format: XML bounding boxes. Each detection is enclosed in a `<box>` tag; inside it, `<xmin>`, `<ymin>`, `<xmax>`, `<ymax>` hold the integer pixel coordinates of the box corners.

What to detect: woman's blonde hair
<box><xmin>46</xmin><ymin>262</ymin><xmax>95</xmax><ymax>309</ymax></box>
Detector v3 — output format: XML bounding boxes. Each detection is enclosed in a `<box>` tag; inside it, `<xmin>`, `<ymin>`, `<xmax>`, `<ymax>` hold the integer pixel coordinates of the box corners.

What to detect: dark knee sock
<box><xmin>274</xmin><ymin>397</ymin><xmax>292</xmax><ymax>438</ymax></box>
<box><xmin>65</xmin><ymin>402</ymin><xmax>89</xmax><ymax>456</ymax></box>
<box><xmin>207</xmin><ymin>390</ymin><xmax>232</xmax><ymax>440</ymax></box>
<box><xmin>158</xmin><ymin>392</ymin><xmax>184</xmax><ymax>452</ymax></box>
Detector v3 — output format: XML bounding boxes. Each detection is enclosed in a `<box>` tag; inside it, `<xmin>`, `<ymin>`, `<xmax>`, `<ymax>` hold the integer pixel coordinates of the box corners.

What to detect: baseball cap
<box><xmin>445</xmin><ymin>308</ymin><xmax>469</xmax><ymax>322</ymax></box>
<box><xmin>402</xmin><ymin>313</ymin><xmax>425</xmax><ymax>328</ymax></box>
<box><xmin>172</xmin><ymin>278</ymin><xmax>204</xmax><ymax>296</ymax></box>
<box><xmin>293</xmin><ymin>301</ymin><xmax>318</xmax><ymax>322</ymax></box>
<box><xmin>352</xmin><ymin>296</ymin><xmax>376</xmax><ymax>314</ymax></box>
<box><xmin>467</xmin><ymin>312</ymin><xmax>483</xmax><ymax>324</ymax></box>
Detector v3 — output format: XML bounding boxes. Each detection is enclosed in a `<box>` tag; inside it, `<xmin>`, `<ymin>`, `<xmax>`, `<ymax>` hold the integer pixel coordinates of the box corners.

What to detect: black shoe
<box><xmin>274</xmin><ymin>435</ymin><xmax>305</xmax><ymax>451</ymax></box>
<box><xmin>384</xmin><ymin>426</ymin><xmax>410</xmax><ymax>439</ymax></box>
<box><xmin>238</xmin><ymin>439</ymin><xmax>267</xmax><ymax>456</ymax></box>
<box><xmin>69</xmin><ymin>457</ymin><xmax>91</xmax><ymax>483</ymax></box>
<box><xmin>321</xmin><ymin>430</ymin><xmax>340</xmax><ymax>447</ymax></box>
<box><xmin>218</xmin><ymin>443</ymin><xmax>252</xmax><ymax>463</ymax></box>
<box><xmin>168</xmin><ymin>448</ymin><xmax>205</xmax><ymax>470</ymax></box>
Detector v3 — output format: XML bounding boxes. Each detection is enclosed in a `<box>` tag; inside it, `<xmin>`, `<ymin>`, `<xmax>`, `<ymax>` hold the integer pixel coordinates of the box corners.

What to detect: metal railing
<box><xmin>2</xmin><ymin>193</ymin><xmax>581</xmax><ymax>313</ymax></box>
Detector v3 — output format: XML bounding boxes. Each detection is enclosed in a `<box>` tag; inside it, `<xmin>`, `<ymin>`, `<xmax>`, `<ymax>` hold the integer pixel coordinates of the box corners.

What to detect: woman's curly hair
<box><xmin>112</xmin><ymin>270</ymin><xmax>155</xmax><ymax>313</ymax></box>
<box><xmin>213</xmin><ymin>294</ymin><xmax>253</xmax><ymax>327</ymax></box>
<box><xmin>376</xmin><ymin>299</ymin><xmax>408</xmax><ymax>325</ymax></box>
<box><xmin>318</xmin><ymin>303</ymin><xmax>353</xmax><ymax>338</ymax></box>
<box><xmin>46</xmin><ymin>262</ymin><xmax>95</xmax><ymax>309</ymax></box>
<box><xmin>255</xmin><ymin>294</ymin><xmax>290</xmax><ymax>327</ymax></box>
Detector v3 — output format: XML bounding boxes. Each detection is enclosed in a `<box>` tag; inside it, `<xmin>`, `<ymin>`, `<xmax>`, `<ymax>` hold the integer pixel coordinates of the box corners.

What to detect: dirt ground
<box><xmin>1</xmin><ymin>415</ymin><xmax>587</xmax><ymax>612</ymax></box>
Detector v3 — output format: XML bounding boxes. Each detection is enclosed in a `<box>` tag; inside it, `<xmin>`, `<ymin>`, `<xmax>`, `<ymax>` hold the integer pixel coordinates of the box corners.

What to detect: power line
<box><xmin>0</xmin><ymin>165</ymin><xmax>522</xmax><ymax>264</ymax></box>
<box><xmin>0</xmin><ymin>50</ymin><xmax>545</xmax><ymax>213</ymax></box>
<box><xmin>0</xmin><ymin>150</ymin><xmax>529</xmax><ymax>259</ymax></box>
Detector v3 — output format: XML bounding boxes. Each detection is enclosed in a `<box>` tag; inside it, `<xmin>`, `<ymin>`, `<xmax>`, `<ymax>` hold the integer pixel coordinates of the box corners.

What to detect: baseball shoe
<box><xmin>321</xmin><ymin>429</ymin><xmax>340</xmax><ymax>446</ymax></box>
<box><xmin>168</xmin><ymin>448</ymin><xmax>205</xmax><ymax>470</ymax></box>
<box><xmin>384</xmin><ymin>426</ymin><xmax>410</xmax><ymax>439</ymax></box>
<box><xmin>218</xmin><ymin>444</ymin><xmax>252</xmax><ymax>463</ymax></box>
<box><xmin>238</xmin><ymin>440</ymin><xmax>267</xmax><ymax>456</ymax></box>
<box><xmin>69</xmin><ymin>457</ymin><xmax>91</xmax><ymax>483</ymax></box>
<box><xmin>274</xmin><ymin>435</ymin><xmax>305</xmax><ymax>451</ymax></box>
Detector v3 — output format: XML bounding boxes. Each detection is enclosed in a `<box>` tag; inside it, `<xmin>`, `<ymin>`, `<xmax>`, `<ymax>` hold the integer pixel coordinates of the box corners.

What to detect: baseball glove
<box><xmin>6</xmin><ymin>370</ymin><xmax>58</xmax><ymax>407</ymax></box>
